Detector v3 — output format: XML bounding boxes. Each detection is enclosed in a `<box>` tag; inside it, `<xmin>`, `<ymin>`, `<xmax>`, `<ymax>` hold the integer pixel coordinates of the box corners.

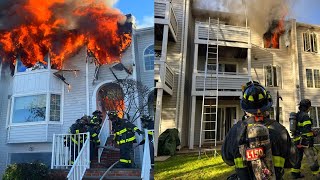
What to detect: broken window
<box><xmin>303</xmin><ymin>31</ymin><xmax>318</xmax><ymax>53</ymax></box>
<box><xmin>144</xmin><ymin>45</ymin><xmax>154</xmax><ymax>71</ymax></box>
<box><xmin>264</xmin><ymin>65</ymin><xmax>281</xmax><ymax>87</ymax></box>
<box><xmin>306</xmin><ymin>69</ymin><xmax>320</xmax><ymax>88</ymax></box>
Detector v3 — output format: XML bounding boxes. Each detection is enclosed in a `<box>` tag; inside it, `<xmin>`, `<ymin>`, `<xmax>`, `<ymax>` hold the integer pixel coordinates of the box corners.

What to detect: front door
<box><xmin>224</xmin><ymin>107</ymin><xmax>237</xmax><ymax>138</ymax></box>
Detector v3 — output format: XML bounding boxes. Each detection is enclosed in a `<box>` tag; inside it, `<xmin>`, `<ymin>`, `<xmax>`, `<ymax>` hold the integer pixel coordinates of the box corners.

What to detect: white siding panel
<box><xmin>13</xmin><ymin>71</ymin><xmax>49</xmax><ymax>95</ymax></box>
<box><xmin>8</xmin><ymin>124</ymin><xmax>47</xmax><ymax>143</ymax></box>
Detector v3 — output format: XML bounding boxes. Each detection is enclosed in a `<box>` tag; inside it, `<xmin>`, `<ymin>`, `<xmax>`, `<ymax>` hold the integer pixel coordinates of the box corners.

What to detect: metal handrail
<box><xmin>98</xmin><ymin>116</ymin><xmax>110</xmax><ymax>163</ymax></box>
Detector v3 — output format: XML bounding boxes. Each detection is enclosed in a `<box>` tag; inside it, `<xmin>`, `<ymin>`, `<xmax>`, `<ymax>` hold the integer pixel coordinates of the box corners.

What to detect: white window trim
<box><xmin>302</xmin><ymin>30</ymin><xmax>318</xmax><ymax>54</ymax></box>
<box><xmin>269</xmin><ymin>106</ymin><xmax>283</xmax><ymax>122</ymax></box>
<box><xmin>9</xmin><ymin>93</ymin><xmax>63</xmax><ymax>126</ymax></box>
<box><xmin>263</xmin><ymin>64</ymin><xmax>282</xmax><ymax>88</ymax></box>
<box><xmin>309</xmin><ymin>106</ymin><xmax>320</xmax><ymax>128</ymax></box>
<box><xmin>143</xmin><ymin>44</ymin><xmax>154</xmax><ymax>72</ymax></box>
<box><xmin>305</xmin><ymin>68</ymin><xmax>320</xmax><ymax>89</ymax></box>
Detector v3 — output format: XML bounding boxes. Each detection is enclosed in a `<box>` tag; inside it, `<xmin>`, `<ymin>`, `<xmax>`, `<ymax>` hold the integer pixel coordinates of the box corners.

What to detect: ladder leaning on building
<box><xmin>199</xmin><ymin>17</ymin><xmax>220</xmax><ymax>158</ymax></box>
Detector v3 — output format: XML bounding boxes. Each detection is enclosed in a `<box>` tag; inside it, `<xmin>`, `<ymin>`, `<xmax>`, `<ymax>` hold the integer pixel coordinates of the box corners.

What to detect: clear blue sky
<box><xmin>115</xmin><ymin>0</ymin><xmax>154</xmax><ymax>28</ymax></box>
<box><xmin>292</xmin><ymin>0</ymin><xmax>320</xmax><ymax>25</ymax></box>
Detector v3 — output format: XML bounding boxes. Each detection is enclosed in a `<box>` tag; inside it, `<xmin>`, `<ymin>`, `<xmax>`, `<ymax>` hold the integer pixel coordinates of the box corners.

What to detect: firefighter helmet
<box><xmin>92</xmin><ymin>110</ymin><xmax>102</xmax><ymax>115</ymax></box>
<box><xmin>107</xmin><ymin>111</ymin><xmax>118</xmax><ymax>121</ymax></box>
<box><xmin>240</xmin><ymin>81</ymin><xmax>272</xmax><ymax>114</ymax></box>
<box><xmin>299</xmin><ymin>99</ymin><xmax>311</xmax><ymax>109</ymax></box>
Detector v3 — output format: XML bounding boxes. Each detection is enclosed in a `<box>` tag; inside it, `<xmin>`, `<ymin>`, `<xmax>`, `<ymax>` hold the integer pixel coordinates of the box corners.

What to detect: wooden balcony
<box><xmin>155</xmin><ymin>58</ymin><xmax>174</xmax><ymax>95</ymax></box>
<box><xmin>192</xmin><ymin>72</ymin><xmax>251</xmax><ymax>96</ymax></box>
<box><xmin>195</xmin><ymin>21</ymin><xmax>251</xmax><ymax>48</ymax></box>
<box><xmin>155</xmin><ymin>0</ymin><xmax>178</xmax><ymax>42</ymax></box>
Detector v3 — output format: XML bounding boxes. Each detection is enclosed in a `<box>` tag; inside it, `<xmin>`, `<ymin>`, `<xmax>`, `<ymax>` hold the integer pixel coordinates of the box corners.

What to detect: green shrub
<box><xmin>3</xmin><ymin>162</ymin><xmax>49</xmax><ymax>180</ymax></box>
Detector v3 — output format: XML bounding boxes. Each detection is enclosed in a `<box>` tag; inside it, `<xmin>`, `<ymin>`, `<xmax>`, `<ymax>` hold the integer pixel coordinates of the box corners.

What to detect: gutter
<box><xmin>176</xmin><ymin>0</ymin><xmax>190</xmax><ymax>142</ymax></box>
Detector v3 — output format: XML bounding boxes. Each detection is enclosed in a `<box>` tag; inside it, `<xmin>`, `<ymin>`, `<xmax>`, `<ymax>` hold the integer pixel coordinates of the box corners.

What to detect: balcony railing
<box><xmin>195</xmin><ymin>21</ymin><xmax>250</xmax><ymax>47</ymax></box>
<box><xmin>155</xmin><ymin>59</ymin><xmax>174</xmax><ymax>95</ymax></box>
<box><xmin>155</xmin><ymin>0</ymin><xmax>178</xmax><ymax>41</ymax></box>
<box><xmin>193</xmin><ymin>72</ymin><xmax>250</xmax><ymax>93</ymax></box>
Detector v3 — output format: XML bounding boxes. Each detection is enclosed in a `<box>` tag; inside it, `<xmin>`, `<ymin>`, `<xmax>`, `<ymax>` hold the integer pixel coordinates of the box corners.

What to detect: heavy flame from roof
<box><xmin>0</xmin><ymin>0</ymin><xmax>132</xmax><ymax>69</ymax></box>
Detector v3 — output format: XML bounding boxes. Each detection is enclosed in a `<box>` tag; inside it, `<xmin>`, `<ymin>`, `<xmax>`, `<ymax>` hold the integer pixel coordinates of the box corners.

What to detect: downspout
<box><xmin>176</xmin><ymin>0</ymin><xmax>189</xmax><ymax>142</ymax></box>
<box><xmin>292</xmin><ymin>19</ymin><xmax>301</xmax><ymax>111</ymax></box>
<box><xmin>86</xmin><ymin>48</ymin><xmax>90</xmax><ymax>115</ymax></box>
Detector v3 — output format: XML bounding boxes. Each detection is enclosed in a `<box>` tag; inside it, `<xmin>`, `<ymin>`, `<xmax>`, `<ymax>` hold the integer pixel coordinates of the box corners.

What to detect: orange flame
<box><xmin>104</xmin><ymin>96</ymin><xmax>125</xmax><ymax>119</ymax></box>
<box><xmin>0</xmin><ymin>0</ymin><xmax>131</xmax><ymax>69</ymax></box>
<box><xmin>264</xmin><ymin>15</ymin><xmax>286</xmax><ymax>49</ymax></box>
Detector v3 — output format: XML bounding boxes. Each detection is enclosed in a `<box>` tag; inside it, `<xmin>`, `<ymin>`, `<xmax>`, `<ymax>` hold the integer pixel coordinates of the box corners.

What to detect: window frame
<box><xmin>303</xmin><ymin>30</ymin><xmax>318</xmax><ymax>53</ymax></box>
<box><xmin>9</xmin><ymin>93</ymin><xmax>62</xmax><ymax>126</ymax></box>
<box><xmin>305</xmin><ymin>68</ymin><xmax>320</xmax><ymax>88</ymax></box>
<box><xmin>309</xmin><ymin>106</ymin><xmax>320</xmax><ymax>128</ymax></box>
<box><xmin>143</xmin><ymin>44</ymin><xmax>154</xmax><ymax>71</ymax></box>
<box><xmin>263</xmin><ymin>64</ymin><xmax>282</xmax><ymax>88</ymax></box>
<box><xmin>269</xmin><ymin>106</ymin><xmax>283</xmax><ymax>124</ymax></box>
<box><xmin>15</xmin><ymin>54</ymin><xmax>51</xmax><ymax>75</ymax></box>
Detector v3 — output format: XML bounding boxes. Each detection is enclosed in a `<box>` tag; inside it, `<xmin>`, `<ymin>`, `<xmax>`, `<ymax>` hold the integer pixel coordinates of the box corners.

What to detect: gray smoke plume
<box><xmin>193</xmin><ymin>0</ymin><xmax>293</xmax><ymax>36</ymax></box>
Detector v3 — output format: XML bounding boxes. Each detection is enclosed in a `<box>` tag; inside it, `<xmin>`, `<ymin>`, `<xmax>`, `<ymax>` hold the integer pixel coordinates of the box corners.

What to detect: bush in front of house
<box><xmin>3</xmin><ymin>162</ymin><xmax>49</xmax><ymax>180</ymax></box>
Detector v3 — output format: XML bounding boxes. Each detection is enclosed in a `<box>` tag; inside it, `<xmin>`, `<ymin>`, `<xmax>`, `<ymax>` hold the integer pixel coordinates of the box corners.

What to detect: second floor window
<box><xmin>264</xmin><ymin>65</ymin><xmax>281</xmax><ymax>87</ymax></box>
<box><xmin>303</xmin><ymin>31</ymin><xmax>318</xmax><ymax>53</ymax></box>
<box><xmin>144</xmin><ymin>45</ymin><xmax>154</xmax><ymax>71</ymax></box>
<box><xmin>306</xmin><ymin>69</ymin><xmax>320</xmax><ymax>88</ymax></box>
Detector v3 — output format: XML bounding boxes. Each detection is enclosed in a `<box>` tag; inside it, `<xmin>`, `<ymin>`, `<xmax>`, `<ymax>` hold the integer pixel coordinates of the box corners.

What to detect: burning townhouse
<box><xmin>154</xmin><ymin>0</ymin><xmax>320</xmax><ymax>155</ymax></box>
<box><xmin>0</xmin><ymin>0</ymin><xmax>154</xmax><ymax>178</ymax></box>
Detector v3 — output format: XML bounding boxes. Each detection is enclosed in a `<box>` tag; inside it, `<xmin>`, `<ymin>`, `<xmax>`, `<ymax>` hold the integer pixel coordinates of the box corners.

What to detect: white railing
<box><xmin>141</xmin><ymin>129</ymin><xmax>153</xmax><ymax>180</ymax></box>
<box><xmin>194</xmin><ymin>73</ymin><xmax>251</xmax><ymax>91</ymax></box>
<box><xmin>154</xmin><ymin>61</ymin><xmax>174</xmax><ymax>93</ymax></box>
<box><xmin>165</xmin><ymin>63</ymin><xmax>174</xmax><ymax>89</ymax></box>
<box><xmin>98</xmin><ymin>116</ymin><xmax>111</xmax><ymax>163</ymax></box>
<box><xmin>195</xmin><ymin>21</ymin><xmax>250</xmax><ymax>44</ymax></box>
<box><xmin>67</xmin><ymin>132</ymin><xmax>90</xmax><ymax>180</ymax></box>
<box><xmin>155</xmin><ymin>0</ymin><xmax>178</xmax><ymax>39</ymax></box>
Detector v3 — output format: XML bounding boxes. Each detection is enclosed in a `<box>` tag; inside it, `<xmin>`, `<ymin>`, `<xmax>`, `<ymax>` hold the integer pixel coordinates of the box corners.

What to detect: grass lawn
<box><xmin>155</xmin><ymin>150</ymin><xmax>320</xmax><ymax>180</ymax></box>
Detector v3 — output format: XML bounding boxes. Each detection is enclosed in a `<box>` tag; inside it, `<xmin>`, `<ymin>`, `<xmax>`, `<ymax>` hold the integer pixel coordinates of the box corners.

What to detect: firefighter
<box><xmin>138</xmin><ymin>115</ymin><xmax>154</xmax><ymax>165</ymax></box>
<box><xmin>91</xmin><ymin>110</ymin><xmax>103</xmax><ymax>126</ymax></box>
<box><xmin>86</xmin><ymin>122</ymin><xmax>101</xmax><ymax>161</ymax></box>
<box><xmin>291</xmin><ymin>99</ymin><xmax>320</xmax><ymax>179</ymax></box>
<box><xmin>68</xmin><ymin>117</ymin><xmax>87</xmax><ymax>164</ymax></box>
<box><xmin>108</xmin><ymin>111</ymin><xmax>144</xmax><ymax>168</ymax></box>
<box><xmin>222</xmin><ymin>81</ymin><xmax>298</xmax><ymax>180</ymax></box>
